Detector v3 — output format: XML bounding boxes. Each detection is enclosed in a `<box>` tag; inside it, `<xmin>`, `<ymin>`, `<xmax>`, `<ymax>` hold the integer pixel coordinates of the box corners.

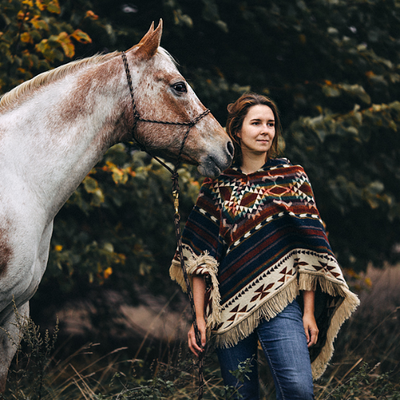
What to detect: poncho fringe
<box><xmin>170</xmin><ymin>251</ymin><xmax>222</xmax><ymax>331</ymax></box>
<box><xmin>170</xmin><ymin>252</ymin><xmax>360</xmax><ymax>380</ymax></box>
<box><xmin>299</xmin><ymin>272</ymin><xmax>360</xmax><ymax>379</ymax></box>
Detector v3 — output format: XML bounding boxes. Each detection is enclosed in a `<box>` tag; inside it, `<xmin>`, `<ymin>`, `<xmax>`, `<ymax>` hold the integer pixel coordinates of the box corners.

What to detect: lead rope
<box><xmin>122</xmin><ymin>52</ymin><xmax>206</xmax><ymax>399</ymax></box>
<box><xmin>172</xmin><ymin>181</ymin><xmax>205</xmax><ymax>400</ymax></box>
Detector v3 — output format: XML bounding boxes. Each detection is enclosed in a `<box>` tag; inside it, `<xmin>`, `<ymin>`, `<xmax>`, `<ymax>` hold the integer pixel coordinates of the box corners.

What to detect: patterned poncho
<box><xmin>170</xmin><ymin>158</ymin><xmax>359</xmax><ymax>379</ymax></box>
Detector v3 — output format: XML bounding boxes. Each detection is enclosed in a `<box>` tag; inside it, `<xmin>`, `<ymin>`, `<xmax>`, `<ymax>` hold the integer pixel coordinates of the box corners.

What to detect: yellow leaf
<box><xmin>71</xmin><ymin>29</ymin><xmax>92</xmax><ymax>44</ymax></box>
<box><xmin>126</xmin><ymin>167</ymin><xmax>136</xmax><ymax>177</ymax></box>
<box><xmin>85</xmin><ymin>10</ymin><xmax>99</xmax><ymax>20</ymax></box>
<box><xmin>20</xmin><ymin>32</ymin><xmax>32</xmax><ymax>43</ymax></box>
<box><xmin>103</xmin><ymin>267</ymin><xmax>113</xmax><ymax>279</ymax></box>
<box><xmin>35</xmin><ymin>38</ymin><xmax>50</xmax><ymax>54</ymax></box>
<box><xmin>30</xmin><ymin>15</ymin><xmax>49</xmax><ymax>30</ymax></box>
<box><xmin>17</xmin><ymin>11</ymin><xmax>26</xmax><ymax>20</ymax></box>
<box><xmin>36</xmin><ymin>0</ymin><xmax>46</xmax><ymax>11</ymax></box>
<box><xmin>117</xmin><ymin>253</ymin><xmax>126</xmax><ymax>264</ymax></box>
<box><xmin>55</xmin><ymin>245</ymin><xmax>63</xmax><ymax>252</ymax></box>
<box><xmin>112</xmin><ymin>168</ymin><xmax>124</xmax><ymax>184</ymax></box>
<box><xmin>22</xmin><ymin>0</ymin><xmax>34</xmax><ymax>6</ymax></box>
<box><xmin>57</xmin><ymin>32</ymin><xmax>75</xmax><ymax>58</ymax></box>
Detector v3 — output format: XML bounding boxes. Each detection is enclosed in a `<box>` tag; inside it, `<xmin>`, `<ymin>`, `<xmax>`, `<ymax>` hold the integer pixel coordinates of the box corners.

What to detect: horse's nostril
<box><xmin>227</xmin><ymin>141</ymin><xmax>234</xmax><ymax>157</ymax></box>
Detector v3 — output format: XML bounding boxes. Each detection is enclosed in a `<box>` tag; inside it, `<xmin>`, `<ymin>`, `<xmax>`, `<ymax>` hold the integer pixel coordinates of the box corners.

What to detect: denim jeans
<box><xmin>216</xmin><ymin>299</ymin><xmax>314</xmax><ymax>400</ymax></box>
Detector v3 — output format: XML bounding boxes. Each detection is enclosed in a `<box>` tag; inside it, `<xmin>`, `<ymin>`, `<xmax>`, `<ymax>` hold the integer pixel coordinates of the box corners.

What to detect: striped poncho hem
<box><xmin>170</xmin><ymin>249</ymin><xmax>359</xmax><ymax>380</ymax></box>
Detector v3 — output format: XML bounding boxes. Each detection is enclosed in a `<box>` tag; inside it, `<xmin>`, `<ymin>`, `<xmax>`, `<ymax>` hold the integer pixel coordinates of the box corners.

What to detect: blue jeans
<box><xmin>216</xmin><ymin>300</ymin><xmax>314</xmax><ymax>400</ymax></box>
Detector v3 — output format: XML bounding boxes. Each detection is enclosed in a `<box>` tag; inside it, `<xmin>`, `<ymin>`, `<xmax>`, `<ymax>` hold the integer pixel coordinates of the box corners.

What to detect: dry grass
<box><xmin>1</xmin><ymin>265</ymin><xmax>400</xmax><ymax>399</ymax></box>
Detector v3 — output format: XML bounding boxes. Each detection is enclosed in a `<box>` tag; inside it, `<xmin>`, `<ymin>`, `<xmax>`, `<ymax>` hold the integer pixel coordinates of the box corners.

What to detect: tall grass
<box><xmin>2</xmin><ymin>265</ymin><xmax>400</xmax><ymax>399</ymax></box>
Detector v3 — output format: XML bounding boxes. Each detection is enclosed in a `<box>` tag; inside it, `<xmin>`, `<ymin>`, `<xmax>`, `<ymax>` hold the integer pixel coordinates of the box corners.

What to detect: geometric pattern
<box><xmin>174</xmin><ymin>158</ymin><xmax>355</xmax><ymax>360</ymax></box>
<box><xmin>217</xmin><ymin>249</ymin><xmax>345</xmax><ymax>333</ymax></box>
<box><xmin>208</xmin><ymin>160</ymin><xmax>316</xmax><ymax>223</ymax></box>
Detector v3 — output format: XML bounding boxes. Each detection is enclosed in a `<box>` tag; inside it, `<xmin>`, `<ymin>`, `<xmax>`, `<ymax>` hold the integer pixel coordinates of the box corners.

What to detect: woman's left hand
<box><xmin>302</xmin><ymin>290</ymin><xmax>319</xmax><ymax>347</ymax></box>
<box><xmin>303</xmin><ymin>313</ymin><xmax>319</xmax><ymax>347</ymax></box>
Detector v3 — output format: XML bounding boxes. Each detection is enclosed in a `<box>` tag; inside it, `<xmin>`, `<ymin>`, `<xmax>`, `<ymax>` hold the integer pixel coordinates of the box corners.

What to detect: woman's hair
<box><xmin>226</xmin><ymin>92</ymin><xmax>282</xmax><ymax>165</ymax></box>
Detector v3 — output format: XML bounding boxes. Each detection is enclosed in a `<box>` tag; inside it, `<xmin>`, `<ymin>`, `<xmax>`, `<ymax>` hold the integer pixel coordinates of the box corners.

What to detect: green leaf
<box><xmin>83</xmin><ymin>176</ymin><xmax>99</xmax><ymax>193</ymax></box>
<box><xmin>340</xmin><ymin>84</ymin><xmax>371</xmax><ymax>104</ymax></box>
<box><xmin>47</xmin><ymin>0</ymin><xmax>61</xmax><ymax>14</ymax></box>
<box><xmin>56</xmin><ymin>32</ymin><xmax>75</xmax><ymax>58</ymax></box>
<box><xmin>70</xmin><ymin>29</ymin><xmax>92</xmax><ymax>44</ymax></box>
<box><xmin>322</xmin><ymin>84</ymin><xmax>341</xmax><ymax>98</ymax></box>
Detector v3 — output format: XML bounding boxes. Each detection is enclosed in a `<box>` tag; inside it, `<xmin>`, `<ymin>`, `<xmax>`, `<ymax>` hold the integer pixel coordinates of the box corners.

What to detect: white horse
<box><xmin>0</xmin><ymin>20</ymin><xmax>233</xmax><ymax>390</ymax></box>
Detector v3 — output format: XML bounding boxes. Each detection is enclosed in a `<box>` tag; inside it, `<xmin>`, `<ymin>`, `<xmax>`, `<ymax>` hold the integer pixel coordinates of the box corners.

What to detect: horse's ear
<box><xmin>137</xmin><ymin>21</ymin><xmax>155</xmax><ymax>46</ymax></box>
<box><xmin>136</xmin><ymin>19</ymin><xmax>163</xmax><ymax>60</ymax></box>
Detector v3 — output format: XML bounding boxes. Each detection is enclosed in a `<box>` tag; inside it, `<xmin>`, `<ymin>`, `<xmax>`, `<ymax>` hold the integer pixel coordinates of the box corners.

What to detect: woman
<box><xmin>170</xmin><ymin>93</ymin><xmax>359</xmax><ymax>399</ymax></box>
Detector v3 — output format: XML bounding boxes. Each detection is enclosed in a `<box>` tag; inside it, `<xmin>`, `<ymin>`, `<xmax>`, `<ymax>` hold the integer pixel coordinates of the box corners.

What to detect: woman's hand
<box><xmin>188</xmin><ymin>318</ymin><xmax>207</xmax><ymax>357</ymax></box>
<box><xmin>303</xmin><ymin>312</ymin><xmax>319</xmax><ymax>347</ymax></box>
<box><xmin>189</xmin><ymin>275</ymin><xmax>207</xmax><ymax>357</ymax></box>
<box><xmin>302</xmin><ymin>290</ymin><xmax>319</xmax><ymax>347</ymax></box>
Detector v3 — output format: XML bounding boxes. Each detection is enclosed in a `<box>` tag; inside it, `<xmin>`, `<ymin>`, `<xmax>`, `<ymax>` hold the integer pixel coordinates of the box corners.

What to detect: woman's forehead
<box><xmin>246</xmin><ymin>104</ymin><xmax>274</xmax><ymax>119</ymax></box>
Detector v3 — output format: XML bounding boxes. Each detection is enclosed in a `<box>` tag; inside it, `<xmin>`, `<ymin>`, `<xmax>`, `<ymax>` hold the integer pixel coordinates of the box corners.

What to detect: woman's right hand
<box><xmin>188</xmin><ymin>318</ymin><xmax>207</xmax><ymax>357</ymax></box>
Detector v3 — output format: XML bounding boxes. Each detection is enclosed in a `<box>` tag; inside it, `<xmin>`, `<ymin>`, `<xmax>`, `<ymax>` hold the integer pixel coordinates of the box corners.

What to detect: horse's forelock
<box><xmin>0</xmin><ymin>51</ymin><xmax>121</xmax><ymax>111</ymax></box>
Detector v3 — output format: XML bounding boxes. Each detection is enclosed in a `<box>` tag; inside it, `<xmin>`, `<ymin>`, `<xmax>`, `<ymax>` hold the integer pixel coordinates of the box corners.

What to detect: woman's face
<box><xmin>237</xmin><ymin>104</ymin><xmax>276</xmax><ymax>157</ymax></box>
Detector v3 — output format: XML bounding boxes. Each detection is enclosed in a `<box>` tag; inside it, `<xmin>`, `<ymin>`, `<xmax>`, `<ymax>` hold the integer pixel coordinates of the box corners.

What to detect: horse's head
<box><xmin>123</xmin><ymin>20</ymin><xmax>233</xmax><ymax>178</ymax></box>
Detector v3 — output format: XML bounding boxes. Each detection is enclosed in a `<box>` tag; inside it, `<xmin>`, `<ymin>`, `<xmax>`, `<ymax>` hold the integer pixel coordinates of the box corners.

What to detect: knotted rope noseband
<box><xmin>122</xmin><ymin>52</ymin><xmax>208</xmax><ymax>399</ymax></box>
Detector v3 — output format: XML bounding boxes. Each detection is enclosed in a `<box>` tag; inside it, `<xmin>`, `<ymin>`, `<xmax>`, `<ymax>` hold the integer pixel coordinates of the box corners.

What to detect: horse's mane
<box><xmin>0</xmin><ymin>51</ymin><xmax>121</xmax><ymax>110</ymax></box>
<box><xmin>0</xmin><ymin>47</ymin><xmax>177</xmax><ymax>112</ymax></box>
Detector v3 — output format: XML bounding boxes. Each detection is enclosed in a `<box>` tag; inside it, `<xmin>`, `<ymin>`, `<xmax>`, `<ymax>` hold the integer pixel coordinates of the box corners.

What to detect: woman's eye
<box><xmin>172</xmin><ymin>82</ymin><xmax>187</xmax><ymax>93</ymax></box>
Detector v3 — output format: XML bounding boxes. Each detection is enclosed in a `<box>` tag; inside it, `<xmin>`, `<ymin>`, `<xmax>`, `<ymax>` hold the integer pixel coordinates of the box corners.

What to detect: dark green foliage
<box><xmin>0</xmin><ymin>0</ymin><xmax>104</xmax><ymax>92</ymax></box>
<box><xmin>2</xmin><ymin>0</ymin><xmax>400</xmax><ymax>299</ymax></box>
<box><xmin>1</xmin><ymin>0</ymin><xmax>400</xmax><ymax>345</ymax></box>
<box><xmin>2</xmin><ymin>2</ymin><xmax>400</xmax><ymax>398</ymax></box>
<box><xmin>285</xmin><ymin>101</ymin><xmax>400</xmax><ymax>269</ymax></box>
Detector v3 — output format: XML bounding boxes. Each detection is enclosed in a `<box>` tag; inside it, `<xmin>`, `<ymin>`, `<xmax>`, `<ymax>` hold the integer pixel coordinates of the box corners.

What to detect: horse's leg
<box><xmin>0</xmin><ymin>301</ymin><xmax>29</xmax><ymax>392</ymax></box>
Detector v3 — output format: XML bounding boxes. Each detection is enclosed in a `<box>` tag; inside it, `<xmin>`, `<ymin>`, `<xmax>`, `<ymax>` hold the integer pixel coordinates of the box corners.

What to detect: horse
<box><xmin>0</xmin><ymin>20</ymin><xmax>233</xmax><ymax>391</ymax></box>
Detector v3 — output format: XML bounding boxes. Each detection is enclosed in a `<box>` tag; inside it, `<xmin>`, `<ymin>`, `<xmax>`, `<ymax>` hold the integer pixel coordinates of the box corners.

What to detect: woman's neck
<box><xmin>240</xmin><ymin>154</ymin><xmax>267</xmax><ymax>175</ymax></box>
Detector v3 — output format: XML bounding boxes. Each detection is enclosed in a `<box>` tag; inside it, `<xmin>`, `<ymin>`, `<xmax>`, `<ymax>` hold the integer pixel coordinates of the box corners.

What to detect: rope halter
<box><xmin>122</xmin><ymin>51</ymin><xmax>207</xmax><ymax>399</ymax></box>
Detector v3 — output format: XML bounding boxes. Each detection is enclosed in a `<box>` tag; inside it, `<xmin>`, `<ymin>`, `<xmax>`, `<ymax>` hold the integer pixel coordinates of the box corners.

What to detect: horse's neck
<box><xmin>1</xmin><ymin>59</ymin><xmax>132</xmax><ymax>221</ymax></box>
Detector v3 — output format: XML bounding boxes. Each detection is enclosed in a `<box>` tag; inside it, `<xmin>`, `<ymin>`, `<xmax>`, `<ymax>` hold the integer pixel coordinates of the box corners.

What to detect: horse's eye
<box><xmin>172</xmin><ymin>82</ymin><xmax>187</xmax><ymax>93</ymax></box>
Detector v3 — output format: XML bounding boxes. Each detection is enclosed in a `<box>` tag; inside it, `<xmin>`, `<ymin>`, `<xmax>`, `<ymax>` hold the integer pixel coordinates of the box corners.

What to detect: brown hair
<box><xmin>226</xmin><ymin>93</ymin><xmax>282</xmax><ymax>165</ymax></box>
